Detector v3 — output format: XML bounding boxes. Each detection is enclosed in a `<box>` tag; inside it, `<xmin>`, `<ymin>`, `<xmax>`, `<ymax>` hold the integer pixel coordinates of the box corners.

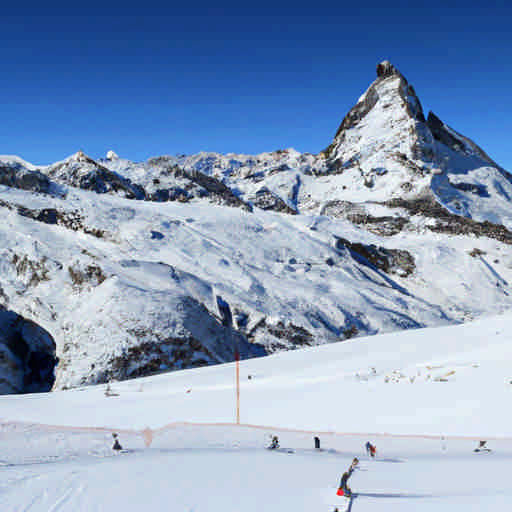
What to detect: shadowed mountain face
<box><xmin>0</xmin><ymin>61</ymin><xmax>511</xmax><ymax>394</ymax></box>
<box><xmin>0</xmin><ymin>307</ymin><xmax>58</xmax><ymax>394</ymax></box>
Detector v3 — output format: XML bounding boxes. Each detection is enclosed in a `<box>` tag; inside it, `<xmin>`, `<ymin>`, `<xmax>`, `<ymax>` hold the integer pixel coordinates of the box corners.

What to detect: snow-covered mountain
<box><xmin>1</xmin><ymin>60</ymin><xmax>512</xmax><ymax>394</ymax></box>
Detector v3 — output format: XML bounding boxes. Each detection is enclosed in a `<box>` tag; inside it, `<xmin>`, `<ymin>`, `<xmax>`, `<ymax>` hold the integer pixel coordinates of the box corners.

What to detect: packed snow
<box><xmin>1</xmin><ymin>313</ymin><xmax>512</xmax><ymax>510</ymax></box>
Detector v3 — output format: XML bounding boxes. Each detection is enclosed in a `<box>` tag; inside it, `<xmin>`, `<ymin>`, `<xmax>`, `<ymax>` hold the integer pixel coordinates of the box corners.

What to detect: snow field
<box><xmin>1</xmin><ymin>422</ymin><xmax>511</xmax><ymax>511</ymax></box>
<box><xmin>1</xmin><ymin>313</ymin><xmax>512</xmax><ymax>509</ymax></box>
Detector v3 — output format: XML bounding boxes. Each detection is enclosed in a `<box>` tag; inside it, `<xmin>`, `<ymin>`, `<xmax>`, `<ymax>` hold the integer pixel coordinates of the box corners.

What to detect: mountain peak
<box><xmin>376</xmin><ymin>60</ymin><xmax>400</xmax><ymax>78</ymax></box>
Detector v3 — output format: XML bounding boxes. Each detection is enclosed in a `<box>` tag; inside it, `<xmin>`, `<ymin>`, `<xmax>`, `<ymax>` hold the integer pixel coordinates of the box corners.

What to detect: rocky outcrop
<box><xmin>250</xmin><ymin>187</ymin><xmax>297</xmax><ymax>214</ymax></box>
<box><xmin>376</xmin><ymin>60</ymin><xmax>398</xmax><ymax>77</ymax></box>
<box><xmin>426</xmin><ymin>111</ymin><xmax>499</xmax><ymax>167</ymax></box>
<box><xmin>0</xmin><ymin>164</ymin><xmax>52</xmax><ymax>194</ymax></box>
<box><xmin>334</xmin><ymin>237</ymin><xmax>415</xmax><ymax>277</ymax></box>
<box><xmin>383</xmin><ymin>197</ymin><xmax>512</xmax><ymax>243</ymax></box>
<box><xmin>324</xmin><ymin>61</ymin><xmax>426</xmax><ymax>161</ymax></box>
<box><xmin>0</xmin><ymin>198</ymin><xmax>107</xmax><ymax>239</ymax></box>
<box><xmin>46</xmin><ymin>152</ymin><xmax>145</xmax><ymax>199</ymax></box>
<box><xmin>0</xmin><ymin>307</ymin><xmax>57</xmax><ymax>394</ymax></box>
<box><xmin>143</xmin><ymin>159</ymin><xmax>252</xmax><ymax>210</ymax></box>
<box><xmin>320</xmin><ymin>200</ymin><xmax>408</xmax><ymax>236</ymax></box>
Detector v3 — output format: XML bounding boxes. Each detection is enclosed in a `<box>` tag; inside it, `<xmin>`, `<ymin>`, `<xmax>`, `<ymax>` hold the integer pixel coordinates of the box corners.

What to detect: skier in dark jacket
<box><xmin>339</xmin><ymin>468</ymin><xmax>353</xmax><ymax>496</ymax></box>
<box><xmin>112</xmin><ymin>433</ymin><xmax>123</xmax><ymax>451</ymax></box>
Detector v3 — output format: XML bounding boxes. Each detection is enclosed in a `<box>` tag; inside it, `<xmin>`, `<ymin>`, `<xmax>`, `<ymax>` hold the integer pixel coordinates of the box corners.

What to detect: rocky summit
<box><xmin>1</xmin><ymin>61</ymin><xmax>511</xmax><ymax>394</ymax></box>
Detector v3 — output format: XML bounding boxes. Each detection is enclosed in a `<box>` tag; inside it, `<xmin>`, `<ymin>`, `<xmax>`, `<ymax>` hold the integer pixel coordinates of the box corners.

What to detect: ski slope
<box><xmin>1</xmin><ymin>314</ymin><xmax>512</xmax><ymax>510</ymax></box>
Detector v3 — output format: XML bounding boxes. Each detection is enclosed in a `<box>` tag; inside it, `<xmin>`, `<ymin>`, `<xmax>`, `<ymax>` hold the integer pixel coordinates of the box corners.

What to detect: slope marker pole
<box><xmin>235</xmin><ymin>348</ymin><xmax>240</xmax><ymax>425</ymax></box>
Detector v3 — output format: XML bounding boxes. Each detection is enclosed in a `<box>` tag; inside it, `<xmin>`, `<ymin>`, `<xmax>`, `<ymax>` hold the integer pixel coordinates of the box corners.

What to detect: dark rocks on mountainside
<box><xmin>11</xmin><ymin>253</ymin><xmax>58</xmax><ymax>289</ymax></box>
<box><xmin>48</xmin><ymin>154</ymin><xmax>144</xmax><ymax>199</ymax></box>
<box><xmin>0</xmin><ymin>165</ymin><xmax>52</xmax><ymax>194</ymax></box>
<box><xmin>247</xmin><ymin>318</ymin><xmax>315</xmax><ymax>352</ymax></box>
<box><xmin>323</xmin><ymin>60</ymin><xmax>425</xmax><ymax>161</ymax></box>
<box><xmin>79</xmin><ymin>167</ymin><xmax>145</xmax><ymax>199</ymax></box>
<box><xmin>183</xmin><ymin>169</ymin><xmax>252</xmax><ymax>211</ymax></box>
<box><xmin>266</xmin><ymin>321</ymin><xmax>314</xmax><ymax>346</ymax></box>
<box><xmin>321</xmin><ymin>200</ymin><xmax>408</xmax><ymax>236</ymax></box>
<box><xmin>383</xmin><ymin>197</ymin><xmax>512</xmax><ymax>244</ymax></box>
<box><xmin>426</xmin><ymin>112</ymin><xmax>500</xmax><ymax>168</ymax></box>
<box><xmin>447</xmin><ymin>179</ymin><xmax>489</xmax><ymax>198</ymax></box>
<box><xmin>106</xmin><ymin>336</ymin><xmax>216</xmax><ymax>380</ymax></box>
<box><xmin>0</xmin><ymin>307</ymin><xmax>58</xmax><ymax>394</ymax></box>
<box><xmin>68</xmin><ymin>263</ymin><xmax>107</xmax><ymax>287</ymax></box>
<box><xmin>376</xmin><ymin>60</ymin><xmax>398</xmax><ymax>77</ymax></box>
<box><xmin>146</xmin><ymin>163</ymin><xmax>252</xmax><ymax>211</ymax></box>
<box><xmin>0</xmin><ymin>199</ymin><xmax>106</xmax><ymax>239</ymax></box>
<box><xmin>333</xmin><ymin>86</ymin><xmax>380</xmax><ymax>139</ymax></box>
<box><xmin>322</xmin><ymin>196</ymin><xmax>512</xmax><ymax>245</ymax></box>
<box><xmin>251</xmin><ymin>187</ymin><xmax>297</xmax><ymax>214</ymax></box>
<box><xmin>334</xmin><ymin>237</ymin><xmax>416</xmax><ymax>277</ymax></box>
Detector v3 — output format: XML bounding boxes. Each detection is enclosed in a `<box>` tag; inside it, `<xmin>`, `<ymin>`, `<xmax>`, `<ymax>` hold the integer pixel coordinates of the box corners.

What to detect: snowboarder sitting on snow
<box><xmin>269</xmin><ymin>435</ymin><xmax>280</xmax><ymax>450</ymax></box>
<box><xmin>474</xmin><ymin>440</ymin><xmax>491</xmax><ymax>453</ymax></box>
<box><xmin>112</xmin><ymin>433</ymin><xmax>123</xmax><ymax>451</ymax></box>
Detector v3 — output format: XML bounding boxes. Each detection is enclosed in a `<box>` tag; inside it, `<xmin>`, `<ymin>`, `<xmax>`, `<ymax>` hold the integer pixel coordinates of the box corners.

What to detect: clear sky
<box><xmin>1</xmin><ymin>1</ymin><xmax>511</xmax><ymax>169</ymax></box>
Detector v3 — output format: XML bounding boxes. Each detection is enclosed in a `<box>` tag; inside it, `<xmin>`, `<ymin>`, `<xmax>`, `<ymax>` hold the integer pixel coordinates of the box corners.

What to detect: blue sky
<box><xmin>1</xmin><ymin>1</ymin><xmax>511</xmax><ymax>169</ymax></box>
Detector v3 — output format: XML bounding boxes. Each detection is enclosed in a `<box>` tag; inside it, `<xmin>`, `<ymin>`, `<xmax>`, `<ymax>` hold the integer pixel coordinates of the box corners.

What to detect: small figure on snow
<box><xmin>268</xmin><ymin>435</ymin><xmax>280</xmax><ymax>450</ymax></box>
<box><xmin>337</xmin><ymin>458</ymin><xmax>359</xmax><ymax>497</ymax></box>
<box><xmin>365</xmin><ymin>441</ymin><xmax>376</xmax><ymax>458</ymax></box>
<box><xmin>314</xmin><ymin>436</ymin><xmax>321</xmax><ymax>450</ymax></box>
<box><xmin>112</xmin><ymin>433</ymin><xmax>123</xmax><ymax>451</ymax></box>
<box><xmin>474</xmin><ymin>440</ymin><xmax>491</xmax><ymax>453</ymax></box>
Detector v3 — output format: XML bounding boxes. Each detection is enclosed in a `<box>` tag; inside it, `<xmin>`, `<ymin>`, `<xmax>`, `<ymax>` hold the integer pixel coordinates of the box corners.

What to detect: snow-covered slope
<box><xmin>1</xmin><ymin>60</ymin><xmax>512</xmax><ymax>394</ymax></box>
<box><xmin>1</xmin><ymin>314</ymin><xmax>512</xmax><ymax>511</ymax></box>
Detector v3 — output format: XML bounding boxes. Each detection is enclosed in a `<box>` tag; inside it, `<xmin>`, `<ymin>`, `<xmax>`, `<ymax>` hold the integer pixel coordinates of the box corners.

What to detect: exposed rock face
<box><xmin>46</xmin><ymin>153</ymin><xmax>145</xmax><ymax>199</ymax></box>
<box><xmin>383</xmin><ymin>197</ymin><xmax>512</xmax><ymax>243</ymax></box>
<box><xmin>334</xmin><ymin>237</ymin><xmax>415</xmax><ymax>277</ymax></box>
<box><xmin>376</xmin><ymin>60</ymin><xmax>398</xmax><ymax>77</ymax></box>
<box><xmin>246</xmin><ymin>319</ymin><xmax>315</xmax><ymax>352</ymax></box>
<box><xmin>250</xmin><ymin>187</ymin><xmax>297</xmax><ymax>214</ymax></box>
<box><xmin>0</xmin><ymin>164</ymin><xmax>52</xmax><ymax>194</ymax></box>
<box><xmin>0</xmin><ymin>307</ymin><xmax>57</xmax><ymax>394</ymax></box>
<box><xmin>54</xmin><ymin>278</ymin><xmax>266</xmax><ymax>389</ymax></box>
<box><xmin>0</xmin><ymin>198</ymin><xmax>107</xmax><ymax>239</ymax></box>
<box><xmin>323</xmin><ymin>60</ymin><xmax>431</xmax><ymax>184</ymax></box>
<box><xmin>426</xmin><ymin>111</ymin><xmax>499</xmax><ymax>167</ymax></box>
<box><xmin>144</xmin><ymin>161</ymin><xmax>252</xmax><ymax>210</ymax></box>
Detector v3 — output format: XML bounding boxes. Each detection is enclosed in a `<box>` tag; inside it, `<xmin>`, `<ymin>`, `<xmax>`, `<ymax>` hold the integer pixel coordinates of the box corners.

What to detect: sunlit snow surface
<box><xmin>2</xmin><ymin>314</ymin><xmax>512</xmax><ymax>510</ymax></box>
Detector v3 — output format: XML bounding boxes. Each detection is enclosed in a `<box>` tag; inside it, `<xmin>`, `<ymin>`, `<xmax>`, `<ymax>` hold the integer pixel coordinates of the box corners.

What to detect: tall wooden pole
<box><xmin>235</xmin><ymin>347</ymin><xmax>240</xmax><ymax>424</ymax></box>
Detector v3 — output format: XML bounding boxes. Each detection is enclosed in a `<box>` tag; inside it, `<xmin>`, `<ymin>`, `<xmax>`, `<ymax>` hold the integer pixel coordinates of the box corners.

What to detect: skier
<box><xmin>112</xmin><ymin>433</ymin><xmax>123</xmax><ymax>451</ymax></box>
<box><xmin>269</xmin><ymin>435</ymin><xmax>280</xmax><ymax>450</ymax></box>
<box><xmin>337</xmin><ymin>468</ymin><xmax>353</xmax><ymax>497</ymax></box>
<box><xmin>337</xmin><ymin>458</ymin><xmax>358</xmax><ymax>497</ymax></box>
<box><xmin>365</xmin><ymin>441</ymin><xmax>376</xmax><ymax>458</ymax></box>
